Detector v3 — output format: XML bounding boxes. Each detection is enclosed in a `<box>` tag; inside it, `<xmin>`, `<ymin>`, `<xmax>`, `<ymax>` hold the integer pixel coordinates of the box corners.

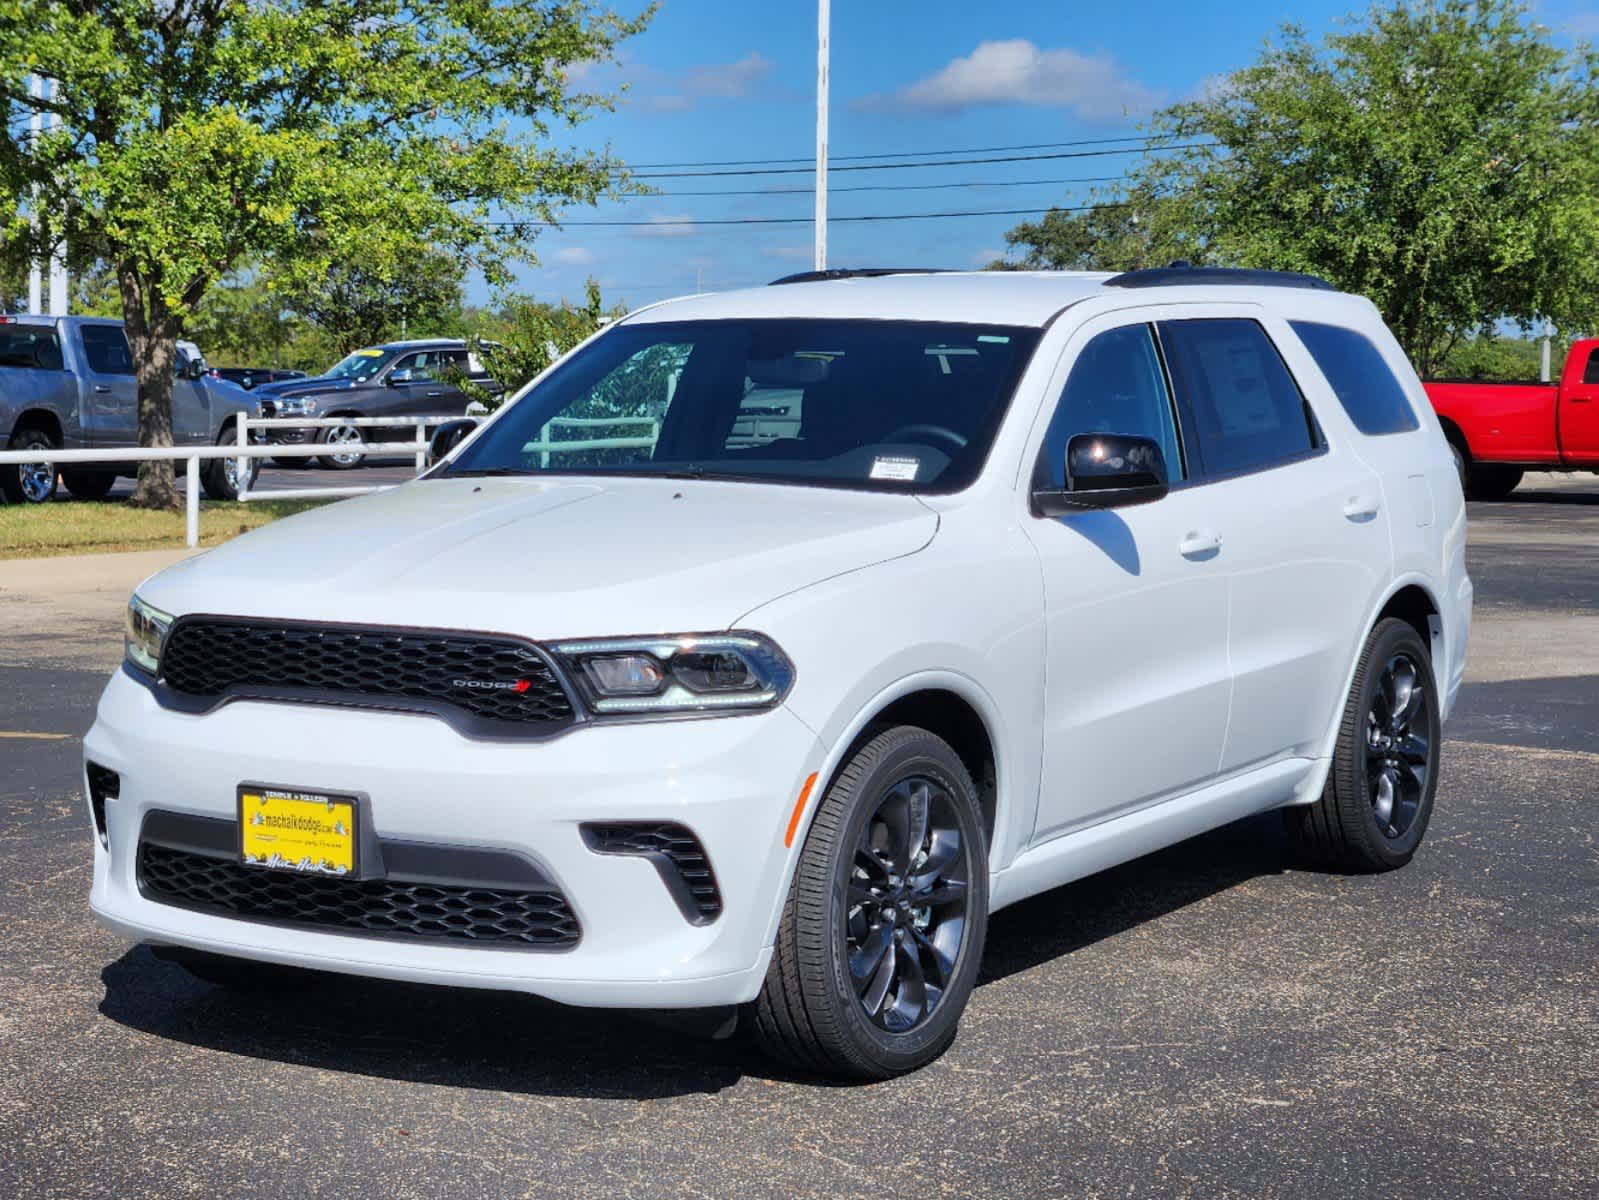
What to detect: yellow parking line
<box><xmin>0</xmin><ymin>731</ymin><xmax>74</xmax><ymax>741</ymax></box>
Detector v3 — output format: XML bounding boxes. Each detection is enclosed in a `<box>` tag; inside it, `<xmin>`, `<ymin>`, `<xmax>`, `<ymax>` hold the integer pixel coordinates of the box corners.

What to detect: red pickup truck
<box><xmin>1424</xmin><ymin>337</ymin><xmax>1599</xmax><ymax>499</ymax></box>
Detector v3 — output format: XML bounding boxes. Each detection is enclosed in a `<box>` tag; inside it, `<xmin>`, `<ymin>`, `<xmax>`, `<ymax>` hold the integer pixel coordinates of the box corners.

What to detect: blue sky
<box><xmin>500</xmin><ymin>0</ymin><xmax>1599</xmax><ymax>310</ymax></box>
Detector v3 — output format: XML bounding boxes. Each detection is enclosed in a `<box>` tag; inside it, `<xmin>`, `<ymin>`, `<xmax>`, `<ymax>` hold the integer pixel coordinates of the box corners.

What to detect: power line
<box><xmin>496</xmin><ymin>202</ymin><xmax>1130</xmax><ymax>229</ymax></box>
<box><xmin>624</xmin><ymin>133</ymin><xmax>1182</xmax><ymax>170</ymax></box>
<box><xmin>650</xmin><ymin>174</ymin><xmax>1126</xmax><ymax>198</ymax></box>
<box><xmin>628</xmin><ymin>143</ymin><xmax>1215</xmax><ymax>180</ymax></box>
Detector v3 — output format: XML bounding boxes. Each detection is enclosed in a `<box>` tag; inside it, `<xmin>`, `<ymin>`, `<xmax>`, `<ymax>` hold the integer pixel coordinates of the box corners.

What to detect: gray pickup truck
<box><xmin>0</xmin><ymin>315</ymin><xmax>258</xmax><ymax>505</ymax></box>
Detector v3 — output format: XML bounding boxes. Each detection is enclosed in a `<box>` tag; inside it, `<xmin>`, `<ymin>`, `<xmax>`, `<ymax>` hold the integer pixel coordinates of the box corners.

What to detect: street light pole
<box><xmin>814</xmin><ymin>0</ymin><xmax>829</xmax><ymax>272</ymax></box>
<box><xmin>27</xmin><ymin>74</ymin><xmax>43</xmax><ymax>314</ymax></box>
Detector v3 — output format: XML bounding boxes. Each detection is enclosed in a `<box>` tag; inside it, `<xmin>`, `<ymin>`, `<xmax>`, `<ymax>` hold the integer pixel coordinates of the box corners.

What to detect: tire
<box><xmin>755</xmin><ymin>725</ymin><xmax>989</xmax><ymax>1080</ymax></box>
<box><xmin>317</xmin><ymin>419</ymin><xmax>366</xmax><ymax>469</ymax></box>
<box><xmin>159</xmin><ymin>948</ymin><xmax>316</xmax><ymax>993</ymax></box>
<box><xmin>1287</xmin><ymin>618</ymin><xmax>1442</xmax><ymax>872</ymax></box>
<box><xmin>60</xmin><ymin>468</ymin><xmax>117</xmax><ymax>501</ymax></box>
<box><xmin>1464</xmin><ymin>465</ymin><xmax>1522</xmax><ymax>501</ymax></box>
<box><xmin>202</xmin><ymin>429</ymin><xmax>261</xmax><ymax>500</ymax></box>
<box><xmin>0</xmin><ymin>427</ymin><xmax>59</xmax><ymax>504</ymax></box>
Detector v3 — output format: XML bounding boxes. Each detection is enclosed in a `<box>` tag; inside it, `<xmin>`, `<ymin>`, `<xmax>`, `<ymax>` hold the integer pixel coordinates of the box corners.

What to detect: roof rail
<box><xmin>768</xmin><ymin>267</ymin><xmax>949</xmax><ymax>286</ymax></box>
<box><xmin>1104</xmin><ymin>262</ymin><xmax>1334</xmax><ymax>291</ymax></box>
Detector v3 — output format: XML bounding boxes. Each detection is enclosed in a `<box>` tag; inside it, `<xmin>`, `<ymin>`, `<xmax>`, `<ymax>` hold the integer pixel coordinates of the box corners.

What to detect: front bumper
<box><xmin>85</xmin><ymin>669</ymin><xmax>824</xmax><ymax>1007</ymax></box>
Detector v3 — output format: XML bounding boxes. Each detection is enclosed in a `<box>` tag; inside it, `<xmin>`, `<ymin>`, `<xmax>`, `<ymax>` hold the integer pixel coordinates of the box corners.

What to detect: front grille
<box><xmin>138</xmin><ymin>842</ymin><xmax>582</xmax><ymax>949</ymax></box>
<box><xmin>158</xmin><ymin>618</ymin><xmax>576</xmax><ymax>736</ymax></box>
<box><xmin>582</xmin><ymin>822</ymin><xmax>723</xmax><ymax>924</ymax></box>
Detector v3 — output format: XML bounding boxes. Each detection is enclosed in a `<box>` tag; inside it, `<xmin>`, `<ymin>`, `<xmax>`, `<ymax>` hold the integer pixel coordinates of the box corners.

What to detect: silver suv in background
<box><xmin>0</xmin><ymin>316</ymin><xmax>258</xmax><ymax>504</ymax></box>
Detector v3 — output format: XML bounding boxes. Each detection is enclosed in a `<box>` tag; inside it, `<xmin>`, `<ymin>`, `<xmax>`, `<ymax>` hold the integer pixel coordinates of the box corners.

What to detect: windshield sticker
<box><xmin>870</xmin><ymin>456</ymin><xmax>920</xmax><ymax>482</ymax></box>
<box><xmin>977</xmin><ymin>334</ymin><xmax>1011</xmax><ymax>344</ymax></box>
<box><xmin>354</xmin><ymin>348</ymin><xmax>384</xmax><ymax>357</ymax></box>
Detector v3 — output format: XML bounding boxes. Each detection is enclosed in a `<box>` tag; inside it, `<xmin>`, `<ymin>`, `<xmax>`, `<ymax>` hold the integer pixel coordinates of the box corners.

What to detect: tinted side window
<box><xmin>1290</xmin><ymin>321</ymin><xmax>1420</xmax><ymax>435</ymax></box>
<box><xmin>1584</xmin><ymin>348</ymin><xmax>1599</xmax><ymax>386</ymax></box>
<box><xmin>1040</xmin><ymin>324</ymin><xmax>1184</xmax><ymax>487</ymax></box>
<box><xmin>1159</xmin><ymin>319</ymin><xmax>1317</xmax><ymax>477</ymax></box>
<box><xmin>0</xmin><ymin>325</ymin><xmax>61</xmax><ymax>370</ymax></box>
<box><xmin>80</xmin><ymin>326</ymin><xmax>135</xmax><ymax>375</ymax></box>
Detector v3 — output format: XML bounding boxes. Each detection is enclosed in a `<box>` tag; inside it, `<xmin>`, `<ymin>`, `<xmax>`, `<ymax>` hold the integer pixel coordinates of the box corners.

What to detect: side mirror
<box><xmin>388</xmin><ymin>368</ymin><xmax>413</xmax><ymax>385</ymax></box>
<box><xmin>182</xmin><ymin>358</ymin><xmax>205</xmax><ymax>380</ymax></box>
<box><xmin>1032</xmin><ymin>432</ymin><xmax>1170</xmax><ymax>516</ymax></box>
<box><xmin>427</xmin><ymin>419</ymin><xmax>476</xmax><ymax>467</ymax></box>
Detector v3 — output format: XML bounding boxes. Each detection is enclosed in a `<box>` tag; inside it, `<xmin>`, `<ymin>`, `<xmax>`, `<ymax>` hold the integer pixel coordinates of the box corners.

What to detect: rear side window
<box><xmin>80</xmin><ymin>325</ymin><xmax>135</xmax><ymax>375</ymax></box>
<box><xmin>1584</xmin><ymin>348</ymin><xmax>1599</xmax><ymax>385</ymax></box>
<box><xmin>1159</xmin><ymin>318</ymin><xmax>1319</xmax><ymax>478</ymax></box>
<box><xmin>1290</xmin><ymin>321</ymin><xmax>1420</xmax><ymax>435</ymax></box>
<box><xmin>0</xmin><ymin>324</ymin><xmax>61</xmax><ymax>370</ymax></box>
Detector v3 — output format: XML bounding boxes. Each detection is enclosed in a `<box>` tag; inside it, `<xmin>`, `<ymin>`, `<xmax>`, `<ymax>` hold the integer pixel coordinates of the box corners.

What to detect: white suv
<box><xmin>86</xmin><ymin>266</ymin><xmax>1471</xmax><ymax>1079</ymax></box>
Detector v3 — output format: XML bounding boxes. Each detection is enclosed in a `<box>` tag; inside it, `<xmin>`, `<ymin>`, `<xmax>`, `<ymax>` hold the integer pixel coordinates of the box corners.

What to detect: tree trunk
<box><xmin>121</xmin><ymin>266</ymin><xmax>183</xmax><ymax>511</ymax></box>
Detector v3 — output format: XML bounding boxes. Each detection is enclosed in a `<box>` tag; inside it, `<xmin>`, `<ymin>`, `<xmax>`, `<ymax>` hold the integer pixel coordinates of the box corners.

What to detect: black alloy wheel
<box><xmin>846</xmin><ymin>775</ymin><xmax>972</xmax><ymax>1032</ymax></box>
<box><xmin>1288</xmin><ymin>617</ymin><xmax>1442</xmax><ymax>870</ymax></box>
<box><xmin>755</xmin><ymin>725</ymin><xmax>989</xmax><ymax>1079</ymax></box>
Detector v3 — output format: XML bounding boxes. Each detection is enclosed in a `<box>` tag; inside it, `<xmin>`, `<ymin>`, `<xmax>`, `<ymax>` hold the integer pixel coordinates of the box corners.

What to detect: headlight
<box><xmin>275</xmin><ymin>397</ymin><xmax>318</xmax><ymax>417</ymax></box>
<box><xmin>125</xmin><ymin>594</ymin><xmax>174</xmax><ymax>675</ymax></box>
<box><xmin>552</xmin><ymin>632</ymin><xmax>794</xmax><ymax>715</ymax></box>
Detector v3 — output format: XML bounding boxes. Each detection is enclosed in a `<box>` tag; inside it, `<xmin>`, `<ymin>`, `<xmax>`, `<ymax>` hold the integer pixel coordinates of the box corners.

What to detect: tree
<box><xmin>1002</xmin><ymin>1</ymin><xmax>1599</xmax><ymax>374</ymax></box>
<box><xmin>284</xmin><ymin>248</ymin><xmax>467</xmax><ymax>354</ymax></box>
<box><xmin>993</xmin><ymin>182</ymin><xmax>1206</xmax><ymax>272</ymax></box>
<box><xmin>454</xmin><ymin>280</ymin><xmax>610</xmax><ymax>413</ymax></box>
<box><xmin>0</xmin><ymin>1</ymin><xmax>648</xmax><ymax>507</ymax></box>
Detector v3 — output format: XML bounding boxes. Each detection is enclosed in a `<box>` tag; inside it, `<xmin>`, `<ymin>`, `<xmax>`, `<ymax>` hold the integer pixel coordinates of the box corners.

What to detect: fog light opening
<box><xmin>86</xmin><ymin>762</ymin><xmax>119</xmax><ymax>849</ymax></box>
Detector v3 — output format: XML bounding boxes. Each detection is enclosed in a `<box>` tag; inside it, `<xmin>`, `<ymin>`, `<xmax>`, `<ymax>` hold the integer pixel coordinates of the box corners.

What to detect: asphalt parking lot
<box><xmin>1</xmin><ymin>476</ymin><xmax>1594</xmax><ymax>1199</ymax></box>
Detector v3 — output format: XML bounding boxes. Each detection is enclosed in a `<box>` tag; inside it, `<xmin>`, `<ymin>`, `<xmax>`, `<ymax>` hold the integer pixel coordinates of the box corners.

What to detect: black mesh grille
<box><xmin>138</xmin><ymin>842</ymin><xmax>581</xmax><ymax>948</ymax></box>
<box><xmin>583</xmin><ymin>822</ymin><xmax>722</xmax><ymax>923</ymax></box>
<box><xmin>158</xmin><ymin>618</ymin><xmax>575</xmax><ymax>734</ymax></box>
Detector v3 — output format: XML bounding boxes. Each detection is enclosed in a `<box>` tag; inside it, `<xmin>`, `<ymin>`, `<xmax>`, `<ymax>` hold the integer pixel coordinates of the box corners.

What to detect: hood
<box><xmin>141</xmin><ymin>476</ymin><xmax>938</xmax><ymax>639</ymax></box>
<box><xmin>253</xmin><ymin>375</ymin><xmax>356</xmax><ymax>399</ymax></box>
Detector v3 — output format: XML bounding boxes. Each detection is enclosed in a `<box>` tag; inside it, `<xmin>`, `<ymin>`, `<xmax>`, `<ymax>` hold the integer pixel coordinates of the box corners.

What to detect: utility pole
<box><xmin>27</xmin><ymin>74</ymin><xmax>43</xmax><ymax>314</ymax></box>
<box><xmin>814</xmin><ymin>0</ymin><xmax>829</xmax><ymax>272</ymax></box>
<box><xmin>46</xmin><ymin>79</ymin><xmax>68</xmax><ymax>316</ymax></box>
<box><xmin>1540</xmin><ymin>317</ymin><xmax>1552</xmax><ymax>383</ymax></box>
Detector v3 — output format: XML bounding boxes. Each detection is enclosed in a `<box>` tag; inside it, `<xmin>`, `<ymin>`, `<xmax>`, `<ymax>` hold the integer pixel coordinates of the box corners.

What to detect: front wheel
<box><xmin>755</xmin><ymin>726</ymin><xmax>989</xmax><ymax>1079</ymax></box>
<box><xmin>1287</xmin><ymin>618</ymin><xmax>1441</xmax><ymax>871</ymax></box>
<box><xmin>0</xmin><ymin>428</ymin><xmax>59</xmax><ymax>504</ymax></box>
<box><xmin>317</xmin><ymin>420</ymin><xmax>366</xmax><ymax>469</ymax></box>
<box><xmin>202</xmin><ymin>430</ymin><xmax>261</xmax><ymax>500</ymax></box>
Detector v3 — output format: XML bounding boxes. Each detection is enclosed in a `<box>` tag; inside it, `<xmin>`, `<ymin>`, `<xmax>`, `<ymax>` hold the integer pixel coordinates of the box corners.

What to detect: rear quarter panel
<box><xmin>1424</xmin><ymin>380</ymin><xmax>1560</xmax><ymax>465</ymax></box>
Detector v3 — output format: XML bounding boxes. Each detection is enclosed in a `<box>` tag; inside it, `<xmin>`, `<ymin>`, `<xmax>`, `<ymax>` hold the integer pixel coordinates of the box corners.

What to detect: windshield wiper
<box><xmin>447</xmin><ymin>466</ymin><xmax>539</xmax><ymax>478</ymax></box>
<box><xmin>663</xmin><ymin>464</ymin><xmax>707</xmax><ymax>480</ymax></box>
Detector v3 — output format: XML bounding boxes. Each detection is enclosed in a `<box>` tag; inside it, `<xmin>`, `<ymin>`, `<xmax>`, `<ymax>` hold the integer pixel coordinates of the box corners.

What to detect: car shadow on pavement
<box><xmin>978</xmin><ymin>811</ymin><xmax>1290</xmax><ymax>986</ymax></box>
<box><xmin>96</xmin><ymin>812</ymin><xmax>1293</xmax><ymax>1095</ymax></box>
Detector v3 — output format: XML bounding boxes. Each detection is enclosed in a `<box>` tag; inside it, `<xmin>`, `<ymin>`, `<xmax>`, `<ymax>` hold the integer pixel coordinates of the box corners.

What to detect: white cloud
<box><xmin>859</xmin><ymin>39</ymin><xmax>1158</xmax><ymax>121</ymax></box>
<box><xmin>973</xmin><ymin>247</ymin><xmax>1009</xmax><ymax>266</ymax></box>
<box><xmin>684</xmin><ymin>52</ymin><xmax>773</xmax><ymax>99</ymax></box>
<box><xmin>553</xmin><ymin>246</ymin><xmax>595</xmax><ymax>266</ymax></box>
<box><xmin>636</xmin><ymin>214</ymin><xmax>699</xmax><ymax>238</ymax></box>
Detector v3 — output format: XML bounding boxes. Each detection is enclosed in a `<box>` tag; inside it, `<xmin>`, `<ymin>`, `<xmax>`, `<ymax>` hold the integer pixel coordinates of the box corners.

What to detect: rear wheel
<box><xmin>0</xmin><ymin>428</ymin><xmax>59</xmax><ymax>504</ymax></box>
<box><xmin>755</xmin><ymin>726</ymin><xmax>989</xmax><ymax>1079</ymax></box>
<box><xmin>1287</xmin><ymin>618</ymin><xmax>1441</xmax><ymax>871</ymax></box>
<box><xmin>317</xmin><ymin>419</ymin><xmax>366</xmax><ymax>469</ymax></box>
<box><xmin>60</xmin><ymin>468</ymin><xmax>117</xmax><ymax>501</ymax></box>
<box><xmin>1464</xmin><ymin>465</ymin><xmax>1522</xmax><ymax>501</ymax></box>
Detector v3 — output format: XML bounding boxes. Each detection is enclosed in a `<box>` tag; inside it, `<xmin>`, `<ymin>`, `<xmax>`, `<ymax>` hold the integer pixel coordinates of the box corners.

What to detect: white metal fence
<box><xmin>0</xmin><ymin>412</ymin><xmax>668</xmax><ymax>550</ymax></box>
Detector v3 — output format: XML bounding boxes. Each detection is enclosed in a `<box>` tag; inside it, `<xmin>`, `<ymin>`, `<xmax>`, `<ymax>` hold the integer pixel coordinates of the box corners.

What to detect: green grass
<box><xmin>0</xmin><ymin>497</ymin><xmax>328</xmax><ymax>559</ymax></box>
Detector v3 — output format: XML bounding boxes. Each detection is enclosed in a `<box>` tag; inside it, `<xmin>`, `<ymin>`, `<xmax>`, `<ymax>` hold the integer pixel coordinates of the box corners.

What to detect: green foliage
<box><xmin>455</xmin><ymin>280</ymin><xmax>611</xmax><ymax>413</ymax></box>
<box><xmin>276</xmin><ymin>250</ymin><xmax>467</xmax><ymax>355</ymax></box>
<box><xmin>0</xmin><ymin>0</ymin><xmax>650</xmax><ymax>505</ymax></box>
<box><xmin>1435</xmin><ymin>333</ymin><xmax>1566</xmax><ymax>381</ymax></box>
<box><xmin>994</xmin><ymin>182</ymin><xmax>1206</xmax><ymax>272</ymax></box>
<box><xmin>1002</xmin><ymin>1</ymin><xmax>1599</xmax><ymax>375</ymax></box>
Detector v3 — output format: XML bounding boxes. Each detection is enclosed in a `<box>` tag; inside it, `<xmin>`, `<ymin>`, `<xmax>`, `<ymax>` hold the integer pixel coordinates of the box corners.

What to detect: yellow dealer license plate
<box><xmin>239</xmin><ymin>786</ymin><xmax>357</xmax><ymax>876</ymax></box>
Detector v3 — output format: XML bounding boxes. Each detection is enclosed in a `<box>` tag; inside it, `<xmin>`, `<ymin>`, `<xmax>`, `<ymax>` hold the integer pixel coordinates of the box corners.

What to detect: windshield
<box><xmin>323</xmin><ymin>347</ymin><xmax>397</xmax><ymax>381</ymax></box>
<box><xmin>442</xmin><ymin>318</ymin><xmax>1040</xmax><ymax>492</ymax></box>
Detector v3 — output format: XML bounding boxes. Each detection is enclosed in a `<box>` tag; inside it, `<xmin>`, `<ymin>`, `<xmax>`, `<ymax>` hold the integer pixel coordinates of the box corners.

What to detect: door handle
<box><xmin>1570</xmin><ymin>396</ymin><xmax>1592</xmax><ymax>404</ymax></box>
<box><xmin>425</xmin><ymin>390</ymin><xmax>443</xmax><ymax>398</ymax></box>
<box><xmin>93</xmin><ymin>384</ymin><xmax>112</xmax><ymax>394</ymax></box>
<box><xmin>1179</xmin><ymin>530</ymin><xmax>1223</xmax><ymax>560</ymax></box>
<box><xmin>1343</xmin><ymin>496</ymin><xmax>1381</xmax><ymax>522</ymax></box>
